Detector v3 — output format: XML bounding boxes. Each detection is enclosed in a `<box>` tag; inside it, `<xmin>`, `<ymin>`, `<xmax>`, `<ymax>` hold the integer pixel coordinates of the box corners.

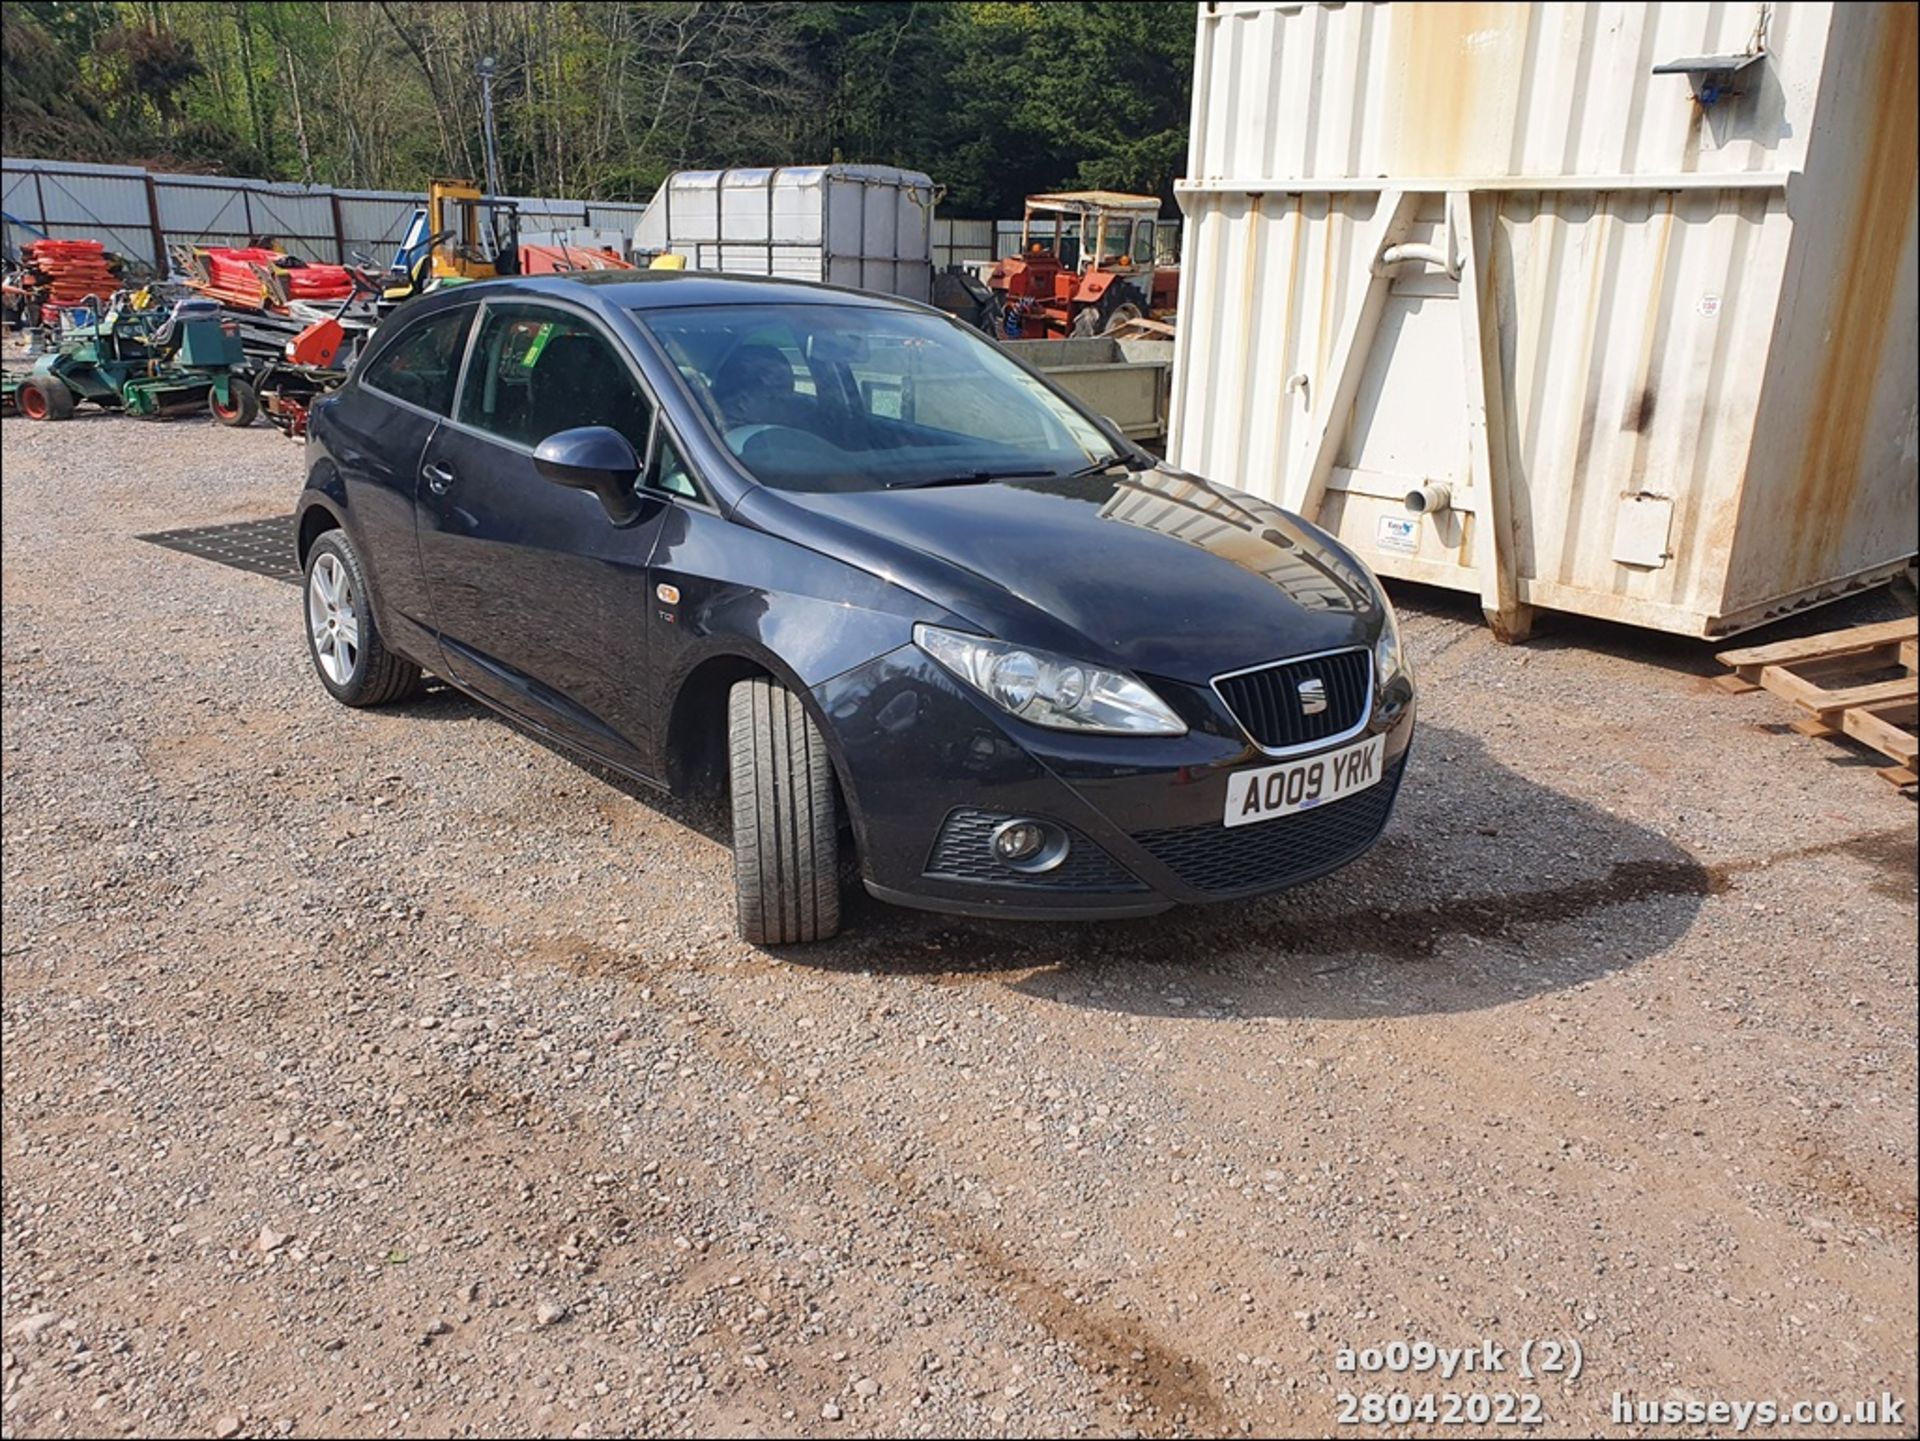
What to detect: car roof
<box><xmin>461</xmin><ymin>269</ymin><xmax>911</xmax><ymax>312</ymax></box>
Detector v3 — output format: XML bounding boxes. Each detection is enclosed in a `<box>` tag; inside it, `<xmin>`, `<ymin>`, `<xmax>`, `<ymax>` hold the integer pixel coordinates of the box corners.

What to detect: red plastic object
<box><xmin>21</xmin><ymin>238</ymin><xmax>123</xmax><ymax>309</ymax></box>
<box><xmin>190</xmin><ymin>246</ymin><xmax>357</xmax><ymax>310</ymax></box>
<box><xmin>286</xmin><ymin>316</ymin><xmax>347</xmax><ymax>367</ymax></box>
<box><xmin>518</xmin><ymin>244</ymin><xmax>634</xmax><ymax>275</ymax></box>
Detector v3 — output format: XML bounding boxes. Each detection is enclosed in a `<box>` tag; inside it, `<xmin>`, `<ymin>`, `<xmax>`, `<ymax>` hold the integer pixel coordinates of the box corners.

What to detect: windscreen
<box><xmin>632</xmin><ymin>302</ymin><xmax>1116</xmax><ymax>493</ymax></box>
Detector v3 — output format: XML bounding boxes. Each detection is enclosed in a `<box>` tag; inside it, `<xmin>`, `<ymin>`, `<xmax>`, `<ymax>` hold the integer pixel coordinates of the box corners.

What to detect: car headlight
<box><xmin>1374</xmin><ymin>593</ymin><xmax>1410</xmax><ymax>688</ymax></box>
<box><xmin>914</xmin><ymin>624</ymin><xmax>1186</xmax><ymax>736</ymax></box>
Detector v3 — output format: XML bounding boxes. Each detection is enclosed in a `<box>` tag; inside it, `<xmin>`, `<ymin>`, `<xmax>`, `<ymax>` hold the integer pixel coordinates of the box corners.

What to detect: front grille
<box><xmin>1215</xmin><ymin>648</ymin><xmax>1372</xmax><ymax>752</ymax></box>
<box><xmin>925</xmin><ymin>810</ymin><xmax>1147</xmax><ymax>892</ymax></box>
<box><xmin>1133</xmin><ymin>759</ymin><xmax>1403</xmax><ymax>895</ymax></box>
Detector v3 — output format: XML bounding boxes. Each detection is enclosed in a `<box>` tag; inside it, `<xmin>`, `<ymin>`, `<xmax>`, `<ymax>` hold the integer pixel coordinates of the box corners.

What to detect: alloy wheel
<box><xmin>307</xmin><ymin>552</ymin><xmax>360</xmax><ymax>685</ymax></box>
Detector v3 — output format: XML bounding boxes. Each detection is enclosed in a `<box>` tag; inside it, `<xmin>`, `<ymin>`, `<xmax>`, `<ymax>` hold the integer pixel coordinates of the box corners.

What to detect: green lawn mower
<box><xmin>5</xmin><ymin>296</ymin><xmax>257</xmax><ymax>426</ymax></box>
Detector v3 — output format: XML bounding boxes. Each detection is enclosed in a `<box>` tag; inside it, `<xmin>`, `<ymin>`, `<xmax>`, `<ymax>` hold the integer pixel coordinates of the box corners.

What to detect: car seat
<box><xmin>529</xmin><ymin>332</ymin><xmax>649</xmax><ymax>447</ymax></box>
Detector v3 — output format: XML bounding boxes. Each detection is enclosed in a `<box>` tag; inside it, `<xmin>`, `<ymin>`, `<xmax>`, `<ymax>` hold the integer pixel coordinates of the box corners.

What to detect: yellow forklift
<box><xmin>381</xmin><ymin>179</ymin><xmax>521</xmax><ymax>307</ymax></box>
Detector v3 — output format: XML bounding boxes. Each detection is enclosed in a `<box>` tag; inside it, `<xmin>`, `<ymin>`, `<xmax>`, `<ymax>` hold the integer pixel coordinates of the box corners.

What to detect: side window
<box><xmin>1131</xmin><ymin>220</ymin><xmax>1155</xmax><ymax>266</ymax></box>
<box><xmin>455</xmin><ymin>303</ymin><xmax>653</xmax><ymax>452</ymax></box>
<box><xmin>648</xmin><ymin>432</ymin><xmax>701</xmax><ymax>501</ymax></box>
<box><xmin>359</xmin><ymin>307</ymin><xmax>473</xmax><ymax>415</ymax></box>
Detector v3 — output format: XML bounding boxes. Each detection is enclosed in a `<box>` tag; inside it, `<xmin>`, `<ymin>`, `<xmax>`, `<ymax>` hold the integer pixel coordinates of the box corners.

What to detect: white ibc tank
<box><xmin>632</xmin><ymin>164</ymin><xmax>937</xmax><ymax>303</ymax></box>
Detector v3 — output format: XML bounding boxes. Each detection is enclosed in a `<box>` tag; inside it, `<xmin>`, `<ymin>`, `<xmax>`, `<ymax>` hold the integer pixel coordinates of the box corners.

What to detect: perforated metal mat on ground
<box><xmin>137</xmin><ymin>516</ymin><xmax>300</xmax><ymax>585</ymax></box>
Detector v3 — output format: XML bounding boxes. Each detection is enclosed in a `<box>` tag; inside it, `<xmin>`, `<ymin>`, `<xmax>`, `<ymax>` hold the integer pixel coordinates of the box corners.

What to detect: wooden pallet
<box><xmin>1716</xmin><ymin>617</ymin><xmax>1918</xmax><ymax>790</ymax></box>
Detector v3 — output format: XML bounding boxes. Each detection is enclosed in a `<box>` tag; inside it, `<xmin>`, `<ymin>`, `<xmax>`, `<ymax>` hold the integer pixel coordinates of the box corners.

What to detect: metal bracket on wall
<box><xmin>1651</xmin><ymin>49</ymin><xmax>1766</xmax><ymax>108</ymax></box>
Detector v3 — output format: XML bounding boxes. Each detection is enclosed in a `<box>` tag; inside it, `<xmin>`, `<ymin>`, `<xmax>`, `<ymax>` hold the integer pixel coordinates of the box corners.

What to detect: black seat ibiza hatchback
<box><xmin>297</xmin><ymin>272</ymin><xmax>1414</xmax><ymax>943</ymax></box>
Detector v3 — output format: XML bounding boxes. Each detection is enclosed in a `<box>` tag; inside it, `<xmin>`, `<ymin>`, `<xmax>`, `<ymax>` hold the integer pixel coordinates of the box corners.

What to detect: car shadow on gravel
<box><xmin>385</xmin><ymin>685</ymin><xmax>1736</xmax><ymax>1019</ymax></box>
<box><xmin>779</xmin><ymin>722</ymin><xmax>1728</xmax><ymax>1019</ymax></box>
<box><xmin>387</xmin><ymin>680</ymin><xmax>735</xmax><ymax>845</ymax></box>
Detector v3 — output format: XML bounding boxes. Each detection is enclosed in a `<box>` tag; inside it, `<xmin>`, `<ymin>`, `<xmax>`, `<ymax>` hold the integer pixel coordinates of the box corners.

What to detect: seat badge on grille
<box><xmin>1296</xmin><ymin>677</ymin><xmax>1329</xmax><ymax>715</ymax></box>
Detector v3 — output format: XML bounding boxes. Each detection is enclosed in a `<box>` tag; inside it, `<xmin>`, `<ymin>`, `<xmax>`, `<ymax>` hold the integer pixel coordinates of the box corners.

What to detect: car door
<box><xmin>414</xmin><ymin>299</ymin><xmax>671</xmax><ymax>773</ymax></box>
<box><xmin>321</xmin><ymin>302</ymin><xmax>477</xmax><ymax>662</ymax></box>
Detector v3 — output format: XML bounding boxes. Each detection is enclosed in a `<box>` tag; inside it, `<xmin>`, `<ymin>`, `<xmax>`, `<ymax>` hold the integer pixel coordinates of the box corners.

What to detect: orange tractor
<box><xmin>987</xmin><ymin>191</ymin><xmax>1177</xmax><ymax>339</ymax></box>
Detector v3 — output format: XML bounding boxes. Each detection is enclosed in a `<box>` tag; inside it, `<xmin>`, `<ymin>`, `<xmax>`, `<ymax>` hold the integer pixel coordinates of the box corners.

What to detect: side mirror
<box><xmin>533</xmin><ymin>425</ymin><xmax>642</xmax><ymax>525</ymax></box>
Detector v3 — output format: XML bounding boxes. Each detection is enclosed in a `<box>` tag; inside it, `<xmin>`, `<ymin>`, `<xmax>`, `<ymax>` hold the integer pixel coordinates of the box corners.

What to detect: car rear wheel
<box><xmin>303</xmin><ymin>531</ymin><xmax>421</xmax><ymax>706</ymax></box>
<box><xmin>17</xmin><ymin>375</ymin><xmax>75</xmax><ymax>421</ymax></box>
<box><xmin>728</xmin><ymin>676</ymin><xmax>841</xmax><ymax>945</ymax></box>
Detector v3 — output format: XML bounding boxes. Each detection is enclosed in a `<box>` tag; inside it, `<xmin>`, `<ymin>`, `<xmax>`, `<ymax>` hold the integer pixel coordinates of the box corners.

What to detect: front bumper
<box><xmin>813</xmin><ymin>645</ymin><xmax>1415</xmax><ymax>919</ymax></box>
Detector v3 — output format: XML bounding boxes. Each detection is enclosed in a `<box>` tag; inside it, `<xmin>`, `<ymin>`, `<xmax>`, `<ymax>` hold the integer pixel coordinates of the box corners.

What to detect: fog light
<box><xmin>989</xmin><ymin>818</ymin><xmax>1070</xmax><ymax>874</ymax></box>
<box><xmin>993</xmin><ymin>821</ymin><xmax>1046</xmax><ymax>862</ymax></box>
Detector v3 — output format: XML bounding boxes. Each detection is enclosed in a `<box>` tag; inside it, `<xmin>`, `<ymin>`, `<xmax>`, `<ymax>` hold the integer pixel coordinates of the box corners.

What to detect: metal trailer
<box><xmin>1168</xmin><ymin>0</ymin><xmax>1918</xmax><ymax>640</ymax></box>
<box><xmin>1003</xmin><ymin>337</ymin><xmax>1175</xmax><ymax>442</ymax></box>
<box><xmin>630</xmin><ymin>165</ymin><xmax>938</xmax><ymax>302</ymax></box>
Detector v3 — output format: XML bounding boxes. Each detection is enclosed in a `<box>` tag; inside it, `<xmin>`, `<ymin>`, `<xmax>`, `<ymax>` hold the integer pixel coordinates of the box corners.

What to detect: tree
<box><xmin>1</xmin><ymin>4</ymin><xmax>116</xmax><ymax>160</ymax></box>
<box><xmin>94</xmin><ymin>23</ymin><xmax>205</xmax><ymax>134</ymax></box>
<box><xmin>0</xmin><ymin>1</ymin><xmax>1195</xmax><ymax>213</ymax></box>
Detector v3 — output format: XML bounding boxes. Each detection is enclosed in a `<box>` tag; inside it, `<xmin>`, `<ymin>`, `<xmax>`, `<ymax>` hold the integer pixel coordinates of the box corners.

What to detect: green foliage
<box><xmin>1</xmin><ymin>1</ymin><xmax>1194</xmax><ymax>214</ymax></box>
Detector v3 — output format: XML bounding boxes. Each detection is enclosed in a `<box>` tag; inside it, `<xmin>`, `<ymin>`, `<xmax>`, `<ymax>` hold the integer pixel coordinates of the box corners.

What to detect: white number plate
<box><xmin>1223</xmin><ymin>735</ymin><xmax>1385</xmax><ymax>828</ymax></box>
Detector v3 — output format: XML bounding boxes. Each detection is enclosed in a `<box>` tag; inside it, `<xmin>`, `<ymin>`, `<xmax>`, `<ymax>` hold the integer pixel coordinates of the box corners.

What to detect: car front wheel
<box><xmin>728</xmin><ymin>676</ymin><xmax>841</xmax><ymax>945</ymax></box>
<box><xmin>303</xmin><ymin>531</ymin><xmax>421</xmax><ymax>706</ymax></box>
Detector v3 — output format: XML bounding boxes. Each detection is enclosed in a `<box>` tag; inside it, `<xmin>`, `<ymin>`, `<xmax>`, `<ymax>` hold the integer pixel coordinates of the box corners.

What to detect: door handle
<box><xmin>422</xmin><ymin>461</ymin><xmax>455</xmax><ymax>495</ymax></box>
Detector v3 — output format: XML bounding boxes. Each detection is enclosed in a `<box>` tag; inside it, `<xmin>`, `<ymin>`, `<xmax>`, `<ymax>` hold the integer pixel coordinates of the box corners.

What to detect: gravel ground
<box><xmin>2</xmin><ymin>406</ymin><xmax>1915</xmax><ymax>1440</ymax></box>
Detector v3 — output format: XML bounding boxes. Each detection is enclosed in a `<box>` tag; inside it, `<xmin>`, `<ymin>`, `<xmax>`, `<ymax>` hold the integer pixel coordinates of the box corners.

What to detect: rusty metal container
<box><xmin>1168</xmin><ymin>1</ymin><xmax>1918</xmax><ymax>638</ymax></box>
<box><xmin>1003</xmin><ymin>337</ymin><xmax>1175</xmax><ymax>441</ymax></box>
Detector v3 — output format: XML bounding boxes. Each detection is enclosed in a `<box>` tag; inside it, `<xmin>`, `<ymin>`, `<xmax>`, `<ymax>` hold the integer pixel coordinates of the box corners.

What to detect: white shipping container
<box><xmin>1169</xmin><ymin>0</ymin><xmax>1918</xmax><ymax>639</ymax></box>
<box><xmin>632</xmin><ymin>165</ymin><xmax>936</xmax><ymax>302</ymax></box>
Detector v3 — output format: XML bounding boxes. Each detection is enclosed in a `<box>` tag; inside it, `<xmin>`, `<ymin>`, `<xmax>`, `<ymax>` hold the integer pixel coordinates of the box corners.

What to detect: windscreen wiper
<box><xmin>1064</xmin><ymin>451</ymin><xmax>1148</xmax><ymax>478</ymax></box>
<box><xmin>887</xmin><ymin>468</ymin><xmax>1056</xmax><ymax>490</ymax></box>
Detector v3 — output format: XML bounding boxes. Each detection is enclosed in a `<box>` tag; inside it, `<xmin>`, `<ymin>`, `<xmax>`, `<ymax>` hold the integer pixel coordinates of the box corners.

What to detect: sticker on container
<box><xmin>1696</xmin><ymin>294</ymin><xmax>1722</xmax><ymax>318</ymax></box>
<box><xmin>1376</xmin><ymin>515</ymin><xmax>1419</xmax><ymax>554</ymax></box>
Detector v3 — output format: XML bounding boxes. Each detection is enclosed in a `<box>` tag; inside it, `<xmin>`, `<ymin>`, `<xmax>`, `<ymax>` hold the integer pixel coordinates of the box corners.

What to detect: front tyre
<box><xmin>728</xmin><ymin>677</ymin><xmax>841</xmax><ymax>945</ymax></box>
<box><xmin>303</xmin><ymin>531</ymin><xmax>421</xmax><ymax>706</ymax></box>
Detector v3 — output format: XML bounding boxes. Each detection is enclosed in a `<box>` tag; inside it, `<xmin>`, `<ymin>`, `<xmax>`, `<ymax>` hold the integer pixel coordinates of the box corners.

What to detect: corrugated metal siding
<box><xmin>2</xmin><ymin>162</ymin><xmax>154</xmax><ymax>266</ymax></box>
<box><xmin>148</xmin><ymin>180</ymin><xmax>336</xmax><ymax>260</ymax></box>
<box><xmin>4</xmin><ymin>157</ymin><xmax>658</xmax><ymax>272</ymax></box>
<box><xmin>1188</xmin><ymin>1</ymin><xmax>1824</xmax><ymax>185</ymax></box>
<box><xmin>1725</xmin><ymin>0</ymin><xmax>1920</xmax><ymax>614</ymax></box>
<box><xmin>1170</xmin><ymin>1</ymin><xmax>1918</xmax><ymax>636</ymax></box>
<box><xmin>334</xmin><ymin>193</ymin><xmax>422</xmax><ymax>262</ymax></box>
<box><xmin>933</xmin><ymin>218</ymin><xmax>995</xmax><ymax>269</ymax></box>
<box><xmin>587</xmin><ymin>203</ymin><xmax>648</xmax><ymax>232</ymax></box>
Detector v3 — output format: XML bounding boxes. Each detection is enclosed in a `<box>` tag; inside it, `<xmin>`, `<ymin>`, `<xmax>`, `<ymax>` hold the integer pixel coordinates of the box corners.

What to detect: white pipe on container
<box><xmin>1379</xmin><ymin>242</ymin><xmax>1453</xmax><ymax>271</ymax></box>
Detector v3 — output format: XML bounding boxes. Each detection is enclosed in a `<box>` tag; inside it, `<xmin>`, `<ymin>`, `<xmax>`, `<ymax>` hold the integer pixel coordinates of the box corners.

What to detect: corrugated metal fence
<box><xmin>1</xmin><ymin>157</ymin><xmax>651</xmax><ymax>272</ymax></box>
<box><xmin>2</xmin><ymin>156</ymin><xmax>1169</xmax><ymax>281</ymax></box>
